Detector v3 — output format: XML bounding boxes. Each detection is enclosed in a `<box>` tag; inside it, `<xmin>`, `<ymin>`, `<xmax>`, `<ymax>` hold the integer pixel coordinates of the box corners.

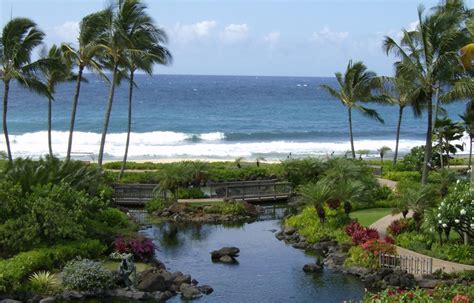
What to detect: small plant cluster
<box><xmin>344</xmin><ymin>221</ymin><xmax>396</xmax><ymax>269</ymax></box>
<box><xmin>363</xmin><ymin>284</ymin><xmax>473</xmax><ymax>303</ymax></box>
<box><xmin>114</xmin><ymin>235</ymin><xmax>156</xmax><ymax>261</ymax></box>
<box><xmin>387</xmin><ymin>219</ymin><xmax>412</xmax><ymax>236</ymax></box>
<box><xmin>345</xmin><ymin>221</ymin><xmax>380</xmax><ymax>245</ymax></box>
<box><xmin>28</xmin><ymin>271</ymin><xmax>59</xmax><ymax>295</ymax></box>
<box><xmin>62</xmin><ymin>259</ymin><xmax>114</xmax><ymax>291</ymax></box>
<box><xmin>203</xmin><ymin>201</ymin><xmax>248</xmax><ymax>216</ymax></box>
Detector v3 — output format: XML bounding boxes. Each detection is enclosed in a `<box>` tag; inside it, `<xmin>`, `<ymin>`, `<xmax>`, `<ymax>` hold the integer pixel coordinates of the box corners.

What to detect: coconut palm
<box><xmin>384</xmin><ymin>5</ymin><xmax>471</xmax><ymax>184</ymax></box>
<box><xmin>378</xmin><ymin>146</ymin><xmax>391</xmax><ymax>165</ymax></box>
<box><xmin>62</xmin><ymin>9</ymin><xmax>110</xmax><ymax>161</ymax></box>
<box><xmin>39</xmin><ymin>45</ymin><xmax>76</xmax><ymax>157</ymax></box>
<box><xmin>118</xmin><ymin>0</ymin><xmax>172</xmax><ymax>179</ymax></box>
<box><xmin>374</xmin><ymin>75</ymin><xmax>421</xmax><ymax>165</ymax></box>
<box><xmin>459</xmin><ymin>101</ymin><xmax>474</xmax><ymax>172</ymax></box>
<box><xmin>0</xmin><ymin>18</ymin><xmax>47</xmax><ymax>161</ymax></box>
<box><xmin>320</xmin><ymin>60</ymin><xmax>384</xmax><ymax>159</ymax></box>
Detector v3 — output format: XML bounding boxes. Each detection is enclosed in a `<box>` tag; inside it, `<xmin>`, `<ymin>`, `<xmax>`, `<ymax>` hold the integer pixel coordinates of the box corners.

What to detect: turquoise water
<box><xmin>1</xmin><ymin>74</ymin><xmax>466</xmax><ymax>159</ymax></box>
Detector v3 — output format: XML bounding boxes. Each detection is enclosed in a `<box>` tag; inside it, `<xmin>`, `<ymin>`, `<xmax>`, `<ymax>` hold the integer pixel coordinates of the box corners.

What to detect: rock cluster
<box><xmin>154</xmin><ymin>202</ymin><xmax>259</xmax><ymax>224</ymax></box>
<box><xmin>360</xmin><ymin>268</ymin><xmax>417</xmax><ymax>290</ymax></box>
<box><xmin>211</xmin><ymin>247</ymin><xmax>240</xmax><ymax>263</ymax></box>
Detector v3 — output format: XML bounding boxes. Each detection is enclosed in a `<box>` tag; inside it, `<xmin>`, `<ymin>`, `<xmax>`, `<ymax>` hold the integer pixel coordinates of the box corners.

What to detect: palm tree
<box><xmin>374</xmin><ymin>75</ymin><xmax>420</xmax><ymax>165</ymax></box>
<box><xmin>39</xmin><ymin>45</ymin><xmax>76</xmax><ymax>157</ymax></box>
<box><xmin>398</xmin><ymin>184</ymin><xmax>436</xmax><ymax>232</ymax></box>
<box><xmin>234</xmin><ymin>157</ymin><xmax>244</xmax><ymax>169</ymax></box>
<box><xmin>62</xmin><ymin>9</ymin><xmax>110</xmax><ymax>161</ymax></box>
<box><xmin>378</xmin><ymin>146</ymin><xmax>391</xmax><ymax>165</ymax></box>
<box><xmin>384</xmin><ymin>5</ymin><xmax>470</xmax><ymax>185</ymax></box>
<box><xmin>0</xmin><ymin>18</ymin><xmax>47</xmax><ymax>161</ymax></box>
<box><xmin>320</xmin><ymin>60</ymin><xmax>384</xmax><ymax>159</ymax></box>
<box><xmin>118</xmin><ymin>0</ymin><xmax>172</xmax><ymax>179</ymax></box>
<box><xmin>459</xmin><ymin>101</ymin><xmax>474</xmax><ymax>172</ymax></box>
<box><xmin>298</xmin><ymin>180</ymin><xmax>334</xmax><ymax>223</ymax></box>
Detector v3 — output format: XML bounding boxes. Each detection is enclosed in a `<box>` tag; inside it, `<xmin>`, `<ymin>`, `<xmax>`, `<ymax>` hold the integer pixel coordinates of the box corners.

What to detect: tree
<box><xmin>459</xmin><ymin>101</ymin><xmax>474</xmax><ymax>173</ymax></box>
<box><xmin>39</xmin><ymin>45</ymin><xmax>76</xmax><ymax>157</ymax></box>
<box><xmin>374</xmin><ymin>75</ymin><xmax>420</xmax><ymax>165</ymax></box>
<box><xmin>0</xmin><ymin>18</ymin><xmax>47</xmax><ymax>161</ymax></box>
<box><xmin>378</xmin><ymin>146</ymin><xmax>391</xmax><ymax>166</ymax></box>
<box><xmin>433</xmin><ymin>118</ymin><xmax>464</xmax><ymax>168</ymax></box>
<box><xmin>320</xmin><ymin>60</ymin><xmax>384</xmax><ymax>159</ymax></box>
<box><xmin>119</xmin><ymin>0</ymin><xmax>172</xmax><ymax>179</ymax></box>
<box><xmin>384</xmin><ymin>4</ymin><xmax>471</xmax><ymax>185</ymax></box>
<box><xmin>298</xmin><ymin>180</ymin><xmax>333</xmax><ymax>223</ymax></box>
<box><xmin>62</xmin><ymin>9</ymin><xmax>110</xmax><ymax>161</ymax></box>
<box><xmin>397</xmin><ymin>184</ymin><xmax>436</xmax><ymax>232</ymax></box>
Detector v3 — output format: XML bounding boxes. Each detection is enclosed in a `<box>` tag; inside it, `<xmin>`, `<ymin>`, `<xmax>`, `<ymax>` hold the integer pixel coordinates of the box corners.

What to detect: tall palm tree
<box><xmin>119</xmin><ymin>0</ymin><xmax>172</xmax><ymax>179</ymax></box>
<box><xmin>384</xmin><ymin>5</ymin><xmax>469</xmax><ymax>185</ymax></box>
<box><xmin>0</xmin><ymin>18</ymin><xmax>47</xmax><ymax>161</ymax></box>
<box><xmin>39</xmin><ymin>45</ymin><xmax>76</xmax><ymax>157</ymax></box>
<box><xmin>374</xmin><ymin>75</ymin><xmax>421</xmax><ymax>165</ymax></box>
<box><xmin>459</xmin><ymin>101</ymin><xmax>474</xmax><ymax>172</ymax></box>
<box><xmin>62</xmin><ymin>9</ymin><xmax>110</xmax><ymax>161</ymax></box>
<box><xmin>320</xmin><ymin>60</ymin><xmax>384</xmax><ymax>159</ymax></box>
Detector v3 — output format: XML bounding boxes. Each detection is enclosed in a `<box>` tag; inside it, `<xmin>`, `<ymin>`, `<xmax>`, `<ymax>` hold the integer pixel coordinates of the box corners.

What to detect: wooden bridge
<box><xmin>113</xmin><ymin>179</ymin><xmax>292</xmax><ymax>206</ymax></box>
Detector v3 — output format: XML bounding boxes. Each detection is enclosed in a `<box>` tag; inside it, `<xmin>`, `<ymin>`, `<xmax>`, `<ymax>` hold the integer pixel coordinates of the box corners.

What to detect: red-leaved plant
<box><xmin>114</xmin><ymin>236</ymin><xmax>156</xmax><ymax>261</ymax></box>
<box><xmin>345</xmin><ymin>221</ymin><xmax>379</xmax><ymax>245</ymax></box>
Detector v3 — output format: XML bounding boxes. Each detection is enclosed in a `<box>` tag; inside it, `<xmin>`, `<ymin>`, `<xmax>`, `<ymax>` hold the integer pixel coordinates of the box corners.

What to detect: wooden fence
<box><xmin>379</xmin><ymin>253</ymin><xmax>433</xmax><ymax>276</ymax></box>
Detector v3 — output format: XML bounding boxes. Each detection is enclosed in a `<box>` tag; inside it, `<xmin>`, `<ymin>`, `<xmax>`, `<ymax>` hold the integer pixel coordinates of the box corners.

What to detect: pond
<box><xmin>140</xmin><ymin>217</ymin><xmax>365</xmax><ymax>302</ymax></box>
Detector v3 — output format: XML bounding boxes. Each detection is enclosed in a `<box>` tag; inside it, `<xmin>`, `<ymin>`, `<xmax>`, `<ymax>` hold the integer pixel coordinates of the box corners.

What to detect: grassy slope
<box><xmin>349</xmin><ymin>208</ymin><xmax>393</xmax><ymax>226</ymax></box>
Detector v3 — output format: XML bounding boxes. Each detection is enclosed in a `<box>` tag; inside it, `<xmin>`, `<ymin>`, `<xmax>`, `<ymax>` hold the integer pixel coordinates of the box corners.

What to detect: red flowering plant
<box><xmin>361</xmin><ymin>238</ymin><xmax>396</xmax><ymax>257</ymax></box>
<box><xmin>344</xmin><ymin>221</ymin><xmax>379</xmax><ymax>245</ymax></box>
<box><xmin>113</xmin><ymin>235</ymin><xmax>156</xmax><ymax>261</ymax></box>
<box><xmin>387</xmin><ymin>219</ymin><xmax>412</xmax><ymax>236</ymax></box>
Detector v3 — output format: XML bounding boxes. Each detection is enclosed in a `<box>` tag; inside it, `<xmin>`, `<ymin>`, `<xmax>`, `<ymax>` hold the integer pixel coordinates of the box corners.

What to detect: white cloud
<box><xmin>50</xmin><ymin>21</ymin><xmax>79</xmax><ymax>44</ymax></box>
<box><xmin>172</xmin><ymin>20</ymin><xmax>217</xmax><ymax>43</ymax></box>
<box><xmin>221</xmin><ymin>24</ymin><xmax>249</xmax><ymax>44</ymax></box>
<box><xmin>311</xmin><ymin>27</ymin><xmax>349</xmax><ymax>44</ymax></box>
<box><xmin>264</xmin><ymin>31</ymin><xmax>280</xmax><ymax>47</ymax></box>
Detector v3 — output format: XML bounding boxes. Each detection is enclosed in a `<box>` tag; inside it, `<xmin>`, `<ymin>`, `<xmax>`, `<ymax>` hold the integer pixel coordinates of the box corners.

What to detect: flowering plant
<box><xmin>113</xmin><ymin>235</ymin><xmax>156</xmax><ymax>261</ymax></box>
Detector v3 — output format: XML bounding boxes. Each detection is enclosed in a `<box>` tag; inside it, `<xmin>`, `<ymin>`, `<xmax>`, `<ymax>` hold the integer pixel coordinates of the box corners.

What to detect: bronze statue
<box><xmin>118</xmin><ymin>253</ymin><xmax>136</xmax><ymax>290</ymax></box>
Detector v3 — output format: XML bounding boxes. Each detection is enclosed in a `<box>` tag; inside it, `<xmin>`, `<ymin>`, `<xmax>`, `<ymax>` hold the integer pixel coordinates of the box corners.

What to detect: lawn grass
<box><xmin>349</xmin><ymin>208</ymin><xmax>393</xmax><ymax>226</ymax></box>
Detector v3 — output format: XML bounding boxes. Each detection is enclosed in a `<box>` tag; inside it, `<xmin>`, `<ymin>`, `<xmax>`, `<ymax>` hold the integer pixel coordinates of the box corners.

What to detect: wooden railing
<box><xmin>208</xmin><ymin>179</ymin><xmax>292</xmax><ymax>202</ymax></box>
<box><xmin>379</xmin><ymin>253</ymin><xmax>433</xmax><ymax>276</ymax></box>
<box><xmin>113</xmin><ymin>183</ymin><xmax>159</xmax><ymax>206</ymax></box>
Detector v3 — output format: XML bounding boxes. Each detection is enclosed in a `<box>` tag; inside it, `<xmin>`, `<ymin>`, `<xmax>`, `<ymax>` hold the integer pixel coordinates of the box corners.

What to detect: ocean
<box><xmin>1</xmin><ymin>74</ymin><xmax>467</xmax><ymax>161</ymax></box>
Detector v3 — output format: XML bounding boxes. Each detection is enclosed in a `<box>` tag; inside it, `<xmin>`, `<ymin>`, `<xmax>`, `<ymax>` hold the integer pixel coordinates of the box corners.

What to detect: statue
<box><xmin>118</xmin><ymin>253</ymin><xmax>136</xmax><ymax>290</ymax></box>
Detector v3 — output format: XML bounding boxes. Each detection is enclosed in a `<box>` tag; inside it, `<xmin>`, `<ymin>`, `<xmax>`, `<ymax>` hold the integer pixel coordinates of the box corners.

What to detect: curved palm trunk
<box><xmin>393</xmin><ymin>106</ymin><xmax>404</xmax><ymax>165</ymax></box>
<box><xmin>119</xmin><ymin>69</ymin><xmax>134</xmax><ymax>179</ymax></box>
<box><xmin>66</xmin><ymin>65</ymin><xmax>84</xmax><ymax>161</ymax></box>
<box><xmin>2</xmin><ymin>80</ymin><xmax>12</xmax><ymax>162</ymax></box>
<box><xmin>348</xmin><ymin>107</ymin><xmax>355</xmax><ymax>159</ymax></box>
<box><xmin>421</xmin><ymin>92</ymin><xmax>433</xmax><ymax>185</ymax></box>
<box><xmin>98</xmin><ymin>63</ymin><xmax>119</xmax><ymax>167</ymax></box>
<box><xmin>47</xmin><ymin>94</ymin><xmax>53</xmax><ymax>157</ymax></box>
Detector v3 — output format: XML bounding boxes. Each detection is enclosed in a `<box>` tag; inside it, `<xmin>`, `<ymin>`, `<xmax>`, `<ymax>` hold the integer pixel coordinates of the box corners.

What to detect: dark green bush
<box><xmin>0</xmin><ymin>240</ymin><xmax>105</xmax><ymax>293</ymax></box>
<box><xmin>145</xmin><ymin>198</ymin><xmax>167</xmax><ymax>213</ymax></box>
<box><xmin>62</xmin><ymin>259</ymin><xmax>114</xmax><ymax>290</ymax></box>
<box><xmin>177</xmin><ymin>187</ymin><xmax>206</xmax><ymax>199</ymax></box>
<box><xmin>383</xmin><ymin>170</ymin><xmax>421</xmax><ymax>182</ymax></box>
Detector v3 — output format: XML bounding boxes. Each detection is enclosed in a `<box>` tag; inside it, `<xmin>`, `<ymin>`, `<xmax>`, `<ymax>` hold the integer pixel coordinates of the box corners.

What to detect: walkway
<box><xmin>376</xmin><ymin>178</ymin><xmax>397</xmax><ymax>190</ymax></box>
<box><xmin>370</xmin><ymin>213</ymin><xmax>474</xmax><ymax>273</ymax></box>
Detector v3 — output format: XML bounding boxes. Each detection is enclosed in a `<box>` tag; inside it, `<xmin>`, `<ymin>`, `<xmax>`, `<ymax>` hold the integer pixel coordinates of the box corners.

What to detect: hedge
<box><xmin>0</xmin><ymin>239</ymin><xmax>106</xmax><ymax>293</ymax></box>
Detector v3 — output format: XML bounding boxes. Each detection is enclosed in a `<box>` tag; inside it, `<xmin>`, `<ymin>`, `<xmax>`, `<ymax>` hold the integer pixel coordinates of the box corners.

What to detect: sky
<box><xmin>1</xmin><ymin>0</ymin><xmax>473</xmax><ymax>77</ymax></box>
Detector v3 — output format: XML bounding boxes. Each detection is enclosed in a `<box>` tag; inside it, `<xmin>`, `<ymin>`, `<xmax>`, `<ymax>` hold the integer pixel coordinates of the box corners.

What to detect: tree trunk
<box><xmin>47</xmin><ymin>92</ymin><xmax>53</xmax><ymax>158</ymax></box>
<box><xmin>119</xmin><ymin>69</ymin><xmax>134</xmax><ymax>179</ymax></box>
<box><xmin>66</xmin><ymin>65</ymin><xmax>84</xmax><ymax>161</ymax></box>
<box><xmin>98</xmin><ymin>63</ymin><xmax>119</xmax><ymax>167</ymax></box>
<box><xmin>469</xmin><ymin>135</ymin><xmax>472</xmax><ymax>170</ymax></box>
<box><xmin>421</xmin><ymin>92</ymin><xmax>433</xmax><ymax>185</ymax></box>
<box><xmin>348</xmin><ymin>107</ymin><xmax>355</xmax><ymax>159</ymax></box>
<box><xmin>393</xmin><ymin>106</ymin><xmax>404</xmax><ymax>165</ymax></box>
<box><xmin>2</xmin><ymin>80</ymin><xmax>12</xmax><ymax>162</ymax></box>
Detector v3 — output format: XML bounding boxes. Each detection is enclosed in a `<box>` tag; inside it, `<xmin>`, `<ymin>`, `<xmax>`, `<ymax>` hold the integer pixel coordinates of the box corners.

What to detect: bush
<box><xmin>383</xmin><ymin>171</ymin><xmax>421</xmax><ymax>182</ymax></box>
<box><xmin>28</xmin><ymin>271</ymin><xmax>59</xmax><ymax>295</ymax></box>
<box><xmin>202</xmin><ymin>201</ymin><xmax>248</xmax><ymax>216</ymax></box>
<box><xmin>113</xmin><ymin>236</ymin><xmax>156</xmax><ymax>261</ymax></box>
<box><xmin>177</xmin><ymin>188</ymin><xmax>206</xmax><ymax>199</ymax></box>
<box><xmin>387</xmin><ymin>219</ymin><xmax>412</xmax><ymax>236</ymax></box>
<box><xmin>0</xmin><ymin>240</ymin><xmax>105</xmax><ymax>293</ymax></box>
<box><xmin>344</xmin><ymin>221</ymin><xmax>379</xmax><ymax>245</ymax></box>
<box><xmin>62</xmin><ymin>259</ymin><xmax>114</xmax><ymax>291</ymax></box>
<box><xmin>345</xmin><ymin>245</ymin><xmax>376</xmax><ymax>269</ymax></box>
<box><xmin>145</xmin><ymin>198</ymin><xmax>167</xmax><ymax>213</ymax></box>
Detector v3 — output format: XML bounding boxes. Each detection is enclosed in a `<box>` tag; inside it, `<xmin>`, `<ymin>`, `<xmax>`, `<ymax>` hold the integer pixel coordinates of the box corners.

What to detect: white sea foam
<box><xmin>0</xmin><ymin>130</ymin><xmax>444</xmax><ymax>160</ymax></box>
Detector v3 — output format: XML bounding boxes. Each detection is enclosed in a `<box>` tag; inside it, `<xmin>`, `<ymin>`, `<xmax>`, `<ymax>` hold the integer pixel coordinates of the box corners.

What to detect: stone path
<box><xmin>370</xmin><ymin>213</ymin><xmax>474</xmax><ymax>274</ymax></box>
<box><xmin>376</xmin><ymin>178</ymin><xmax>397</xmax><ymax>190</ymax></box>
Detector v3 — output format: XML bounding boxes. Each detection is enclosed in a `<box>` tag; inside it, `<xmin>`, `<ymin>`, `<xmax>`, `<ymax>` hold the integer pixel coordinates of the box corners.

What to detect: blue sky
<box><xmin>1</xmin><ymin>0</ymin><xmax>473</xmax><ymax>76</ymax></box>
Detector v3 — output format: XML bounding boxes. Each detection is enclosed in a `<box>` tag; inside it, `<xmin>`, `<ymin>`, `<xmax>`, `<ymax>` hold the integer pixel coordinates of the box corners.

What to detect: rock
<box><xmin>39</xmin><ymin>298</ymin><xmax>55</xmax><ymax>303</ymax></box>
<box><xmin>324</xmin><ymin>252</ymin><xmax>347</xmax><ymax>267</ymax></box>
<box><xmin>344</xmin><ymin>266</ymin><xmax>370</xmax><ymax>277</ymax></box>
<box><xmin>338</xmin><ymin>243</ymin><xmax>352</xmax><ymax>253</ymax></box>
<box><xmin>1</xmin><ymin>300</ymin><xmax>23</xmax><ymax>303</ymax></box>
<box><xmin>416</xmin><ymin>278</ymin><xmax>441</xmax><ymax>289</ymax></box>
<box><xmin>303</xmin><ymin>263</ymin><xmax>323</xmax><ymax>272</ymax></box>
<box><xmin>198</xmin><ymin>285</ymin><xmax>214</xmax><ymax>295</ymax></box>
<box><xmin>283</xmin><ymin>226</ymin><xmax>296</xmax><ymax>235</ymax></box>
<box><xmin>60</xmin><ymin>291</ymin><xmax>84</xmax><ymax>300</ymax></box>
<box><xmin>180</xmin><ymin>283</ymin><xmax>203</xmax><ymax>300</ymax></box>
<box><xmin>130</xmin><ymin>291</ymin><xmax>146</xmax><ymax>300</ymax></box>
<box><xmin>211</xmin><ymin>247</ymin><xmax>240</xmax><ymax>259</ymax></box>
<box><xmin>191</xmin><ymin>278</ymin><xmax>199</xmax><ymax>285</ymax></box>
<box><xmin>219</xmin><ymin>255</ymin><xmax>235</xmax><ymax>263</ymax></box>
<box><xmin>275</xmin><ymin>232</ymin><xmax>285</xmax><ymax>241</ymax></box>
<box><xmin>136</xmin><ymin>271</ymin><xmax>167</xmax><ymax>292</ymax></box>
<box><xmin>292</xmin><ymin>242</ymin><xmax>307</xmax><ymax>249</ymax></box>
<box><xmin>174</xmin><ymin>274</ymin><xmax>192</xmax><ymax>287</ymax></box>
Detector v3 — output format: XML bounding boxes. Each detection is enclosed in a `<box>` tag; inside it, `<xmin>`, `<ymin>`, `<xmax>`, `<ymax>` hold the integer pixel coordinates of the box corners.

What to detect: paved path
<box><xmin>370</xmin><ymin>213</ymin><xmax>474</xmax><ymax>274</ymax></box>
<box><xmin>376</xmin><ymin>178</ymin><xmax>397</xmax><ymax>190</ymax></box>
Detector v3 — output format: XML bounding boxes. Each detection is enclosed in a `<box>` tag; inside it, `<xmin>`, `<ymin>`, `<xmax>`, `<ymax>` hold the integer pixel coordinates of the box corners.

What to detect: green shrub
<box><xmin>284</xmin><ymin>207</ymin><xmax>350</xmax><ymax>244</ymax></box>
<box><xmin>344</xmin><ymin>245</ymin><xmax>376</xmax><ymax>269</ymax></box>
<box><xmin>177</xmin><ymin>188</ymin><xmax>206</xmax><ymax>199</ymax></box>
<box><xmin>28</xmin><ymin>271</ymin><xmax>59</xmax><ymax>295</ymax></box>
<box><xmin>145</xmin><ymin>198</ymin><xmax>167</xmax><ymax>213</ymax></box>
<box><xmin>0</xmin><ymin>240</ymin><xmax>105</xmax><ymax>293</ymax></box>
<box><xmin>202</xmin><ymin>201</ymin><xmax>248</xmax><ymax>215</ymax></box>
<box><xmin>383</xmin><ymin>171</ymin><xmax>421</xmax><ymax>182</ymax></box>
<box><xmin>62</xmin><ymin>259</ymin><xmax>114</xmax><ymax>290</ymax></box>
